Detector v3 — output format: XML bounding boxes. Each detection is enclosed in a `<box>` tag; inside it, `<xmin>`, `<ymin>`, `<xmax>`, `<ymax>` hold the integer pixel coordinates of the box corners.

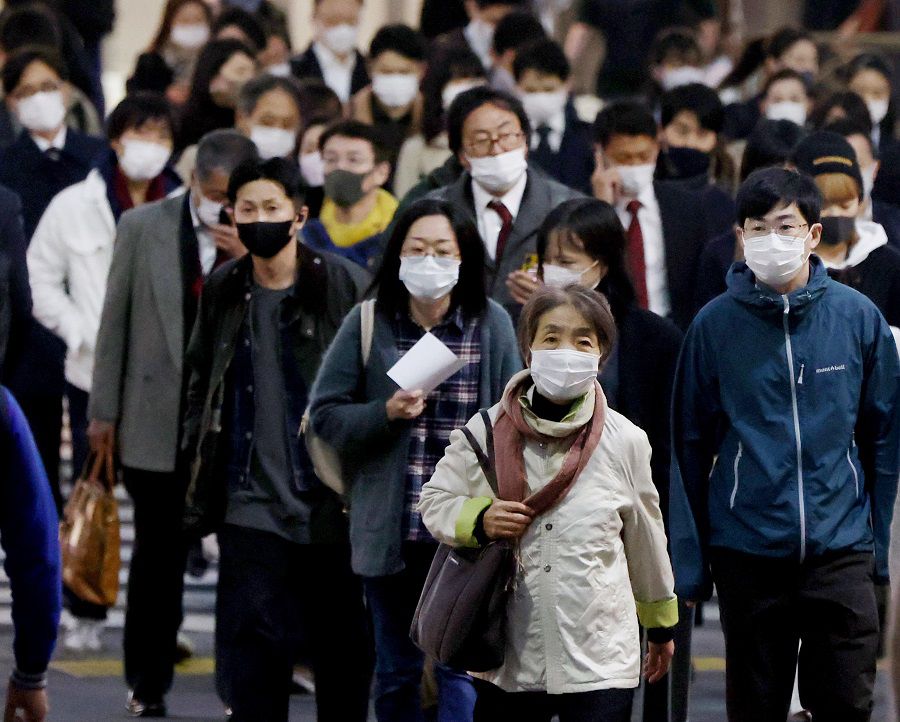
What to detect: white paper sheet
<box><xmin>387</xmin><ymin>332</ymin><xmax>467</xmax><ymax>394</ymax></box>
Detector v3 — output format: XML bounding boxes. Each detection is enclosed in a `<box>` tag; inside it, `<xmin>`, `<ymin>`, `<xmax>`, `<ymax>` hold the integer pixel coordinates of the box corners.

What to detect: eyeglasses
<box><xmin>463</xmin><ymin>130</ymin><xmax>525</xmax><ymax>156</ymax></box>
<box><xmin>742</xmin><ymin>222</ymin><xmax>809</xmax><ymax>239</ymax></box>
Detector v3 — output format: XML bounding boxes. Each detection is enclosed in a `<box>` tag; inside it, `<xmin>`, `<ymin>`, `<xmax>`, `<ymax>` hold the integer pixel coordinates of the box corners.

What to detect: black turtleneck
<box><xmin>530</xmin><ymin>388</ymin><xmax>573</xmax><ymax>423</ymax></box>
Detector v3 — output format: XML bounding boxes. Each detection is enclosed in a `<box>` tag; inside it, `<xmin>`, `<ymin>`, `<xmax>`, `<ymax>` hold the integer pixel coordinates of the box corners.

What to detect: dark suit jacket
<box><xmin>290</xmin><ymin>45</ymin><xmax>369</xmax><ymax>98</ymax></box>
<box><xmin>425</xmin><ymin>169</ymin><xmax>583</xmax><ymax>310</ymax></box>
<box><xmin>653</xmin><ymin>180</ymin><xmax>713</xmax><ymax>330</ymax></box>
<box><xmin>529</xmin><ymin>101</ymin><xmax>595</xmax><ymax>195</ymax></box>
<box><xmin>0</xmin><ymin>188</ymin><xmax>29</xmax><ymax>379</ymax></box>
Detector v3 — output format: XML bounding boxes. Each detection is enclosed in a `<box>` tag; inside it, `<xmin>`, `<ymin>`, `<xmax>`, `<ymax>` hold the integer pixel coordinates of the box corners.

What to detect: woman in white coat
<box><xmin>26</xmin><ymin>92</ymin><xmax>179</xmax><ymax>651</ymax></box>
<box><xmin>418</xmin><ymin>285</ymin><xmax>677</xmax><ymax>722</ymax></box>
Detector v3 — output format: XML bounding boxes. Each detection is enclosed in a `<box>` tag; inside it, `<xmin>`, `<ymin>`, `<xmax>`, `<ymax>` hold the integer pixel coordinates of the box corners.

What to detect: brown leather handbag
<box><xmin>59</xmin><ymin>449</ymin><xmax>121</xmax><ymax>607</ymax></box>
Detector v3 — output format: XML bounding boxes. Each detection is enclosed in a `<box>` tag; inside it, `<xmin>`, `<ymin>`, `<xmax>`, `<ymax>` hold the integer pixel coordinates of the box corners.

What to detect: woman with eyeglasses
<box><xmin>309</xmin><ymin>198</ymin><xmax>521</xmax><ymax>722</ymax></box>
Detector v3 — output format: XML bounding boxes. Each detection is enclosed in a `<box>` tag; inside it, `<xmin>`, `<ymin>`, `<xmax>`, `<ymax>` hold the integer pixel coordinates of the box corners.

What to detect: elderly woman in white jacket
<box><xmin>418</xmin><ymin>285</ymin><xmax>677</xmax><ymax>722</ymax></box>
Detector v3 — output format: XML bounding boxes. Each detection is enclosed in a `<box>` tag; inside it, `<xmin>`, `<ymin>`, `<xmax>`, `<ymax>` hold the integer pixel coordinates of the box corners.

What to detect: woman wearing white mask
<box><xmin>394</xmin><ymin>46</ymin><xmax>486</xmax><ymax>199</ymax></box>
<box><xmin>761</xmin><ymin>69</ymin><xmax>811</xmax><ymax>128</ymax></box>
<box><xmin>309</xmin><ymin>199</ymin><xmax>521</xmax><ymax>722</ymax></box>
<box><xmin>844</xmin><ymin>53</ymin><xmax>896</xmax><ymax>153</ymax></box>
<box><xmin>418</xmin><ymin>284</ymin><xmax>677</xmax><ymax>722</ymax></box>
<box><xmin>26</xmin><ymin>93</ymin><xmax>180</xmax><ymax>654</ymax></box>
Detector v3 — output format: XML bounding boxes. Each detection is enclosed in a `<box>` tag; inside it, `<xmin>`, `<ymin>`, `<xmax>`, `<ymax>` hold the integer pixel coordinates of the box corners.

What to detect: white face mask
<box><xmin>530</xmin><ymin>348</ymin><xmax>600</xmax><ymax>403</ymax></box>
<box><xmin>467</xmin><ymin>146</ymin><xmax>528</xmax><ymax>194</ymax></box>
<box><xmin>765</xmin><ymin>100</ymin><xmax>807</xmax><ymax>126</ymax></box>
<box><xmin>743</xmin><ymin>230</ymin><xmax>811</xmax><ymax>288</ymax></box>
<box><xmin>521</xmin><ymin>89</ymin><xmax>567</xmax><ymax>128</ymax></box>
<box><xmin>17</xmin><ymin>90</ymin><xmax>66</xmax><ymax>133</ymax></box>
<box><xmin>660</xmin><ymin>65</ymin><xmax>708</xmax><ymax>90</ymax></box>
<box><xmin>398</xmin><ymin>255</ymin><xmax>461</xmax><ymax>300</ymax></box>
<box><xmin>319</xmin><ymin>23</ymin><xmax>358</xmax><ymax>55</ymax></box>
<box><xmin>542</xmin><ymin>262</ymin><xmax>597</xmax><ymax>288</ymax></box>
<box><xmin>299</xmin><ymin>150</ymin><xmax>325</xmax><ymax>187</ymax></box>
<box><xmin>265</xmin><ymin>63</ymin><xmax>292</xmax><ymax>78</ymax></box>
<box><xmin>118</xmin><ymin>138</ymin><xmax>171</xmax><ymax>181</ymax></box>
<box><xmin>616</xmin><ymin>163</ymin><xmax>656</xmax><ymax>197</ymax></box>
<box><xmin>250</xmin><ymin>125</ymin><xmax>296</xmax><ymax>160</ymax></box>
<box><xmin>867</xmin><ymin>98</ymin><xmax>889</xmax><ymax>125</ymax></box>
<box><xmin>195</xmin><ymin>193</ymin><xmax>223</xmax><ymax>227</ymax></box>
<box><xmin>372</xmin><ymin>73</ymin><xmax>419</xmax><ymax>108</ymax></box>
<box><xmin>442</xmin><ymin>80</ymin><xmax>484</xmax><ymax>111</ymax></box>
<box><xmin>170</xmin><ymin>23</ymin><xmax>210</xmax><ymax>50</ymax></box>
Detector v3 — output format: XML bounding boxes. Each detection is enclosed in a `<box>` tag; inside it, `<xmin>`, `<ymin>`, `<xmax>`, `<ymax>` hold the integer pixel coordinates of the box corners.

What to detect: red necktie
<box><xmin>626</xmin><ymin>199</ymin><xmax>649</xmax><ymax>309</ymax></box>
<box><xmin>488</xmin><ymin>199</ymin><xmax>513</xmax><ymax>261</ymax></box>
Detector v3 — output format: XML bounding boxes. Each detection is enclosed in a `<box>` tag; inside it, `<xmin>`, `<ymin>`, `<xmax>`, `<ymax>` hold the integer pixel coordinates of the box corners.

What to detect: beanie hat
<box><xmin>792</xmin><ymin>130</ymin><xmax>864</xmax><ymax>200</ymax></box>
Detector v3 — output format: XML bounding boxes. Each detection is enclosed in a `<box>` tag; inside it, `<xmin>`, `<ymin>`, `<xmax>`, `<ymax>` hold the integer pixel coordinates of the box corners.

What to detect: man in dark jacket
<box><xmin>0</xmin><ymin>187</ymin><xmax>29</xmax><ymax>380</ymax></box>
<box><xmin>182</xmin><ymin>157</ymin><xmax>372</xmax><ymax>722</ymax></box>
<box><xmin>0</xmin><ymin>386</ymin><xmax>61</xmax><ymax>722</ymax></box>
<box><xmin>670</xmin><ymin>168</ymin><xmax>900</xmax><ymax>721</ymax></box>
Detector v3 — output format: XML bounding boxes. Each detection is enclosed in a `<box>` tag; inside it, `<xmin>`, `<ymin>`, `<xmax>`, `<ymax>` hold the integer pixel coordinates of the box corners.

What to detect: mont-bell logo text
<box><xmin>816</xmin><ymin>364</ymin><xmax>847</xmax><ymax>375</ymax></box>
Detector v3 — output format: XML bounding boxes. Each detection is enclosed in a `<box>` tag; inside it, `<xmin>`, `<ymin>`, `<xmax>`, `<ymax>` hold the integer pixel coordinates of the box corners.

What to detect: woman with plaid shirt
<box><xmin>310</xmin><ymin>198</ymin><xmax>522</xmax><ymax>722</ymax></box>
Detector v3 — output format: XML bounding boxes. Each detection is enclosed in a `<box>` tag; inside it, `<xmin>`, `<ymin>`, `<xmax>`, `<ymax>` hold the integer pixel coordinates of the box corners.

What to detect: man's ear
<box><xmin>458</xmin><ymin>151</ymin><xmax>472</xmax><ymax>171</ymax></box>
<box><xmin>808</xmin><ymin>222</ymin><xmax>822</xmax><ymax>249</ymax></box>
<box><xmin>234</xmin><ymin>112</ymin><xmax>251</xmax><ymax>135</ymax></box>
<box><xmin>734</xmin><ymin>225</ymin><xmax>745</xmax><ymax>252</ymax></box>
<box><xmin>372</xmin><ymin>160</ymin><xmax>391</xmax><ymax>188</ymax></box>
<box><xmin>295</xmin><ymin>205</ymin><xmax>309</xmax><ymax>228</ymax></box>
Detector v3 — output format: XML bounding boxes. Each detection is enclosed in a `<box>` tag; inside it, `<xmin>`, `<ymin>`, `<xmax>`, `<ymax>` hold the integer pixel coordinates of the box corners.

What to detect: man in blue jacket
<box><xmin>670</xmin><ymin>167</ymin><xmax>900</xmax><ymax>721</ymax></box>
<box><xmin>0</xmin><ymin>386</ymin><xmax>61</xmax><ymax>721</ymax></box>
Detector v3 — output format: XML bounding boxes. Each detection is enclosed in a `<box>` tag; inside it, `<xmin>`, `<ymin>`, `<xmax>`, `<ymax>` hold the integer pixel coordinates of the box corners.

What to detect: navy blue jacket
<box><xmin>302</xmin><ymin>218</ymin><xmax>385</xmax><ymax>273</ymax></box>
<box><xmin>0</xmin><ymin>387</ymin><xmax>61</xmax><ymax>676</ymax></box>
<box><xmin>670</xmin><ymin>258</ymin><xmax>900</xmax><ymax>601</ymax></box>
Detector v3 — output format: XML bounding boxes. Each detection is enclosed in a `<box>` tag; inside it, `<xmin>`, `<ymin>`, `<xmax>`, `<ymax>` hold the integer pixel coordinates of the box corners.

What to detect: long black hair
<box><xmin>371</xmin><ymin>199</ymin><xmax>487</xmax><ymax>319</ymax></box>
<box><xmin>535</xmin><ymin>197</ymin><xmax>637</xmax><ymax>325</ymax></box>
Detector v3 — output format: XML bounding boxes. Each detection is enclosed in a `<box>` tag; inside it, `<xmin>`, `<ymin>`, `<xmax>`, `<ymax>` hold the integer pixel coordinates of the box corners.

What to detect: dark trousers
<box><xmin>642</xmin><ymin>599</ymin><xmax>694</xmax><ymax>722</ymax></box>
<box><xmin>712</xmin><ymin>548</ymin><xmax>879</xmax><ymax>722</ymax></box>
<box><xmin>122</xmin><ymin>467</ymin><xmax>188</xmax><ymax>703</ymax></box>
<box><xmin>14</xmin><ymin>392</ymin><xmax>63</xmax><ymax>513</ymax></box>
<box><xmin>473</xmin><ymin>678</ymin><xmax>633</xmax><ymax>722</ymax></box>
<box><xmin>362</xmin><ymin>542</ymin><xmax>476</xmax><ymax>722</ymax></box>
<box><xmin>216</xmin><ymin>524</ymin><xmax>373</xmax><ymax>722</ymax></box>
<box><xmin>66</xmin><ymin>383</ymin><xmax>89</xmax><ymax>484</ymax></box>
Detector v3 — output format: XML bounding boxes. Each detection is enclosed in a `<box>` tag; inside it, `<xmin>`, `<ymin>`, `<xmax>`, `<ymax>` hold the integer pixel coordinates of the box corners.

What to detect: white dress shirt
<box><xmin>32</xmin><ymin>125</ymin><xmax>67</xmax><ymax>153</ymax></box>
<box><xmin>188</xmin><ymin>194</ymin><xmax>219</xmax><ymax>276</ymax></box>
<box><xmin>312</xmin><ymin>41</ymin><xmax>356</xmax><ymax>104</ymax></box>
<box><xmin>471</xmin><ymin>171</ymin><xmax>528</xmax><ymax>260</ymax></box>
<box><xmin>531</xmin><ymin>108</ymin><xmax>566</xmax><ymax>154</ymax></box>
<box><xmin>616</xmin><ymin>184</ymin><xmax>671</xmax><ymax>317</ymax></box>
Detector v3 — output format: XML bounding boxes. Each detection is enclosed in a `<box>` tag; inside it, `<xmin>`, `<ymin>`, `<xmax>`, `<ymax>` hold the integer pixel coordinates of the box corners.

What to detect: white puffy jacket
<box><xmin>418</xmin><ymin>373</ymin><xmax>677</xmax><ymax>694</ymax></box>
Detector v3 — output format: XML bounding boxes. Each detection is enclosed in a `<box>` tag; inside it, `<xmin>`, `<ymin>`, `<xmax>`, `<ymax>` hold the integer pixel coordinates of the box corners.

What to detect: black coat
<box><xmin>0</xmin><ymin>187</ymin><xmax>29</xmax><ymax>378</ymax></box>
<box><xmin>529</xmin><ymin>101</ymin><xmax>595</xmax><ymax>195</ymax></box>
<box><xmin>290</xmin><ymin>46</ymin><xmax>369</xmax><ymax>98</ymax></box>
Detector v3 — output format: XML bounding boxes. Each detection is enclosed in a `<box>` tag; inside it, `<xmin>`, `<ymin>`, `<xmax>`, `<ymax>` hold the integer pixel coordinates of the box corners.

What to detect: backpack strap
<box><xmin>360</xmin><ymin>299</ymin><xmax>375</xmax><ymax>366</ymax></box>
<box><xmin>460</xmin><ymin>409</ymin><xmax>499</xmax><ymax>497</ymax></box>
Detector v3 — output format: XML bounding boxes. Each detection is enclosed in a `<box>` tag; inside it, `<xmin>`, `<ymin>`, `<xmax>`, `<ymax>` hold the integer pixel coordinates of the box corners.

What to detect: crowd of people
<box><xmin>1</xmin><ymin>0</ymin><xmax>900</xmax><ymax>720</ymax></box>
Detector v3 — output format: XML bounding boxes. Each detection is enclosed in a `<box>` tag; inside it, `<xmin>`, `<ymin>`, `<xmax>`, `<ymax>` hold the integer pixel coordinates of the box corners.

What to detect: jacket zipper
<box><xmin>729</xmin><ymin>441</ymin><xmax>743</xmax><ymax>509</ymax></box>
<box><xmin>797</xmin><ymin>363</ymin><xmax>805</xmax><ymax>385</ymax></box>
<box><xmin>782</xmin><ymin>295</ymin><xmax>806</xmax><ymax>561</ymax></box>
<box><xmin>848</xmin><ymin>434</ymin><xmax>859</xmax><ymax>497</ymax></box>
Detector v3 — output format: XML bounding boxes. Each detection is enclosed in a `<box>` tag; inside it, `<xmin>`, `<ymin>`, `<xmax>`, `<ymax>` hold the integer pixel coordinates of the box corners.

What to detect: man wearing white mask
<box><xmin>670</xmin><ymin>167</ymin><xmax>900</xmax><ymax>721</ymax></box>
<box><xmin>290</xmin><ymin>0</ymin><xmax>368</xmax><ymax>105</ymax></box>
<box><xmin>87</xmin><ymin>129</ymin><xmax>256</xmax><ymax>717</ymax></box>
<box><xmin>591</xmin><ymin>101</ymin><xmax>712</xmax><ymax>330</ymax></box>
<box><xmin>428</xmin><ymin>86</ymin><xmax>581</xmax><ymax>316</ymax></box>
<box><xmin>235</xmin><ymin>74</ymin><xmax>303</xmax><ymax>161</ymax></box>
<box><xmin>513</xmin><ymin>38</ymin><xmax>593</xmax><ymax>194</ymax></box>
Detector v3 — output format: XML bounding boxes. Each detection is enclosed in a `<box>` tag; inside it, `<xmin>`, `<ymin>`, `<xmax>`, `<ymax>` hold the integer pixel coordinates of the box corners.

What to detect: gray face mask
<box><xmin>324</xmin><ymin>169</ymin><xmax>368</xmax><ymax>208</ymax></box>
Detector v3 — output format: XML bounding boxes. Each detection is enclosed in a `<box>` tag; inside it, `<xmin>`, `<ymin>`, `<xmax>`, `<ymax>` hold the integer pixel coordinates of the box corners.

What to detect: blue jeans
<box><xmin>363</xmin><ymin>542</ymin><xmax>476</xmax><ymax>722</ymax></box>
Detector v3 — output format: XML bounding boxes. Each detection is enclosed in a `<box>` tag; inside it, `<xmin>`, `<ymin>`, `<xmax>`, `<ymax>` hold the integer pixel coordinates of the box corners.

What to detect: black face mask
<box><xmin>666</xmin><ymin>146</ymin><xmax>711</xmax><ymax>179</ymax></box>
<box><xmin>236</xmin><ymin>220</ymin><xmax>294</xmax><ymax>258</ymax></box>
<box><xmin>819</xmin><ymin>216</ymin><xmax>856</xmax><ymax>246</ymax></box>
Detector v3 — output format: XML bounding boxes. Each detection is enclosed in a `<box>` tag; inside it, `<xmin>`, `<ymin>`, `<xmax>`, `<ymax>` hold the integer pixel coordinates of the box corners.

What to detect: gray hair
<box><xmin>195</xmin><ymin>129</ymin><xmax>259</xmax><ymax>182</ymax></box>
<box><xmin>236</xmin><ymin>73</ymin><xmax>304</xmax><ymax>118</ymax></box>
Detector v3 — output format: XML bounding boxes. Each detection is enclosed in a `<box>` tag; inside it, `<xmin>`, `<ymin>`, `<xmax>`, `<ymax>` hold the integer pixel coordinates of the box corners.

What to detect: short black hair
<box><xmin>2</xmin><ymin>45</ymin><xmax>67</xmax><ymax>96</ymax></box>
<box><xmin>823</xmin><ymin>117</ymin><xmax>873</xmax><ymax>151</ymax></box>
<box><xmin>513</xmin><ymin>38</ymin><xmax>569</xmax><ymax>83</ymax></box>
<box><xmin>593</xmin><ymin>101</ymin><xmax>658</xmax><ymax>147</ymax></box>
<box><xmin>660</xmin><ymin>83</ymin><xmax>724</xmax><ymax>133</ymax></box>
<box><xmin>236</xmin><ymin>74</ymin><xmax>303</xmax><ymax>119</ymax></box>
<box><xmin>809</xmin><ymin>90</ymin><xmax>872</xmax><ymax>134</ymax></box>
<box><xmin>475</xmin><ymin>0</ymin><xmax>528</xmax><ymax>7</ymax></box>
<box><xmin>766</xmin><ymin>27</ymin><xmax>814</xmax><ymax>61</ymax></box>
<box><xmin>740</xmin><ymin>118</ymin><xmax>806</xmax><ymax>181</ymax></box>
<box><xmin>372</xmin><ymin>198</ymin><xmax>487</xmax><ymax>318</ymax></box>
<box><xmin>296</xmin><ymin>78</ymin><xmax>343</xmax><ymax>126</ymax></box>
<box><xmin>196</xmin><ymin>129</ymin><xmax>259</xmax><ymax>182</ymax></box>
<box><xmin>212</xmin><ymin>7</ymin><xmax>266</xmax><ymax>52</ymax></box>
<box><xmin>843</xmin><ymin>51</ymin><xmax>893</xmax><ymax>84</ymax></box>
<box><xmin>446</xmin><ymin>86</ymin><xmax>531</xmax><ymax>154</ymax></box>
<box><xmin>492</xmin><ymin>11</ymin><xmax>545</xmax><ymax>56</ymax></box>
<box><xmin>106</xmin><ymin>92</ymin><xmax>175</xmax><ymax>142</ymax></box>
<box><xmin>318</xmin><ymin>119</ymin><xmax>391</xmax><ymax>165</ymax></box>
<box><xmin>650</xmin><ymin>26</ymin><xmax>701</xmax><ymax>68</ymax></box>
<box><xmin>762</xmin><ymin>68</ymin><xmax>809</xmax><ymax>98</ymax></box>
<box><xmin>736</xmin><ymin>167</ymin><xmax>822</xmax><ymax>227</ymax></box>
<box><xmin>227</xmin><ymin>156</ymin><xmax>305</xmax><ymax>205</ymax></box>
<box><xmin>421</xmin><ymin>45</ymin><xmax>485</xmax><ymax>142</ymax></box>
<box><xmin>368</xmin><ymin>23</ymin><xmax>426</xmax><ymax>63</ymax></box>
<box><xmin>0</xmin><ymin>4</ymin><xmax>61</xmax><ymax>53</ymax></box>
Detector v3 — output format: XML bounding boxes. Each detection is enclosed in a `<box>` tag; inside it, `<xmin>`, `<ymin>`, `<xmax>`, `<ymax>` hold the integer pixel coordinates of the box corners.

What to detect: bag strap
<box><xmin>83</xmin><ymin>447</ymin><xmax>116</xmax><ymax>491</ymax></box>
<box><xmin>460</xmin><ymin>409</ymin><xmax>499</xmax><ymax>497</ymax></box>
<box><xmin>360</xmin><ymin>299</ymin><xmax>375</xmax><ymax>366</ymax></box>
